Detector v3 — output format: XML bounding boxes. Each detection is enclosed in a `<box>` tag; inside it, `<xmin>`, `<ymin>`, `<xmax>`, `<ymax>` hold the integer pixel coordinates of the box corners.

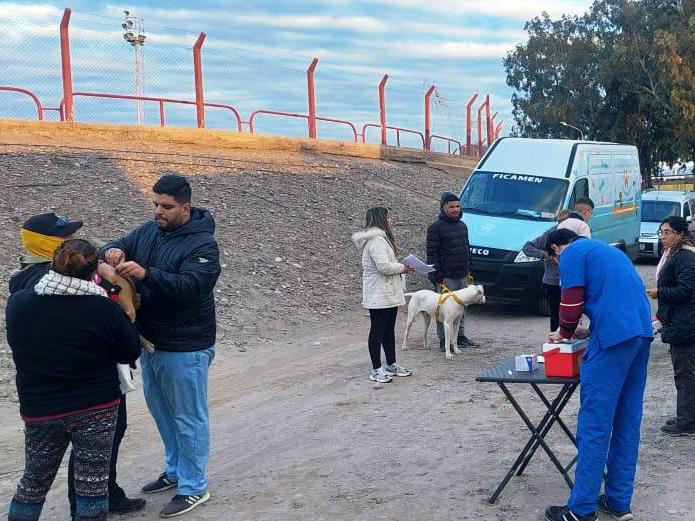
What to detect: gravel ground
<box><xmin>1</xmin><ymin>142</ymin><xmax>693</xmax><ymax>520</ymax></box>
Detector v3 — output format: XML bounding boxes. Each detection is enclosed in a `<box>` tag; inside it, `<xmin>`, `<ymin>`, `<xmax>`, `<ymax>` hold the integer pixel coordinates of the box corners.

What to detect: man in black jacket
<box><xmin>426</xmin><ymin>192</ymin><xmax>479</xmax><ymax>349</ymax></box>
<box><xmin>103</xmin><ymin>174</ymin><xmax>221</xmax><ymax>518</ymax></box>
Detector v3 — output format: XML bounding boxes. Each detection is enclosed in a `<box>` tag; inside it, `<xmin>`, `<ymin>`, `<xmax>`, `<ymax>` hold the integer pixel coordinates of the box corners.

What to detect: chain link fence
<box><xmin>0</xmin><ymin>7</ymin><xmax>499</xmax><ymax>155</ymax></box>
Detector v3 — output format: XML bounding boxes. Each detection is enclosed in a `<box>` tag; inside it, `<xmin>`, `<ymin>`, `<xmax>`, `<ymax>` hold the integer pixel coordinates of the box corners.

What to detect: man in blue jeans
<box><xmin>543</xmin><ymin>229</ymin><xmax>652</xmax><ymax>521</ymax></box>
<box><xmin>104</xmin><ymin>174</ymin><xmax>221</xmax><ymax>518</ymax></box>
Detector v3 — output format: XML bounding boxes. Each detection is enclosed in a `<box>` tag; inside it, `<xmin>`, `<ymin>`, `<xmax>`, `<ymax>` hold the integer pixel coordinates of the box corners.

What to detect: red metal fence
<box><xmin>0</xmin><ymin>7</ymin><xmax>504</xmax><ymax>156</ymax></box>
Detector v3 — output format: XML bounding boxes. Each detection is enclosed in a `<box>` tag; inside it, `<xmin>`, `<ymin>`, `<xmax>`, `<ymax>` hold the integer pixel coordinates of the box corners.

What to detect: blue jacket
<box><xmin>104</xmin><ymin>208</ymin><xmax>221</xmax><ymax>352</ymax></box>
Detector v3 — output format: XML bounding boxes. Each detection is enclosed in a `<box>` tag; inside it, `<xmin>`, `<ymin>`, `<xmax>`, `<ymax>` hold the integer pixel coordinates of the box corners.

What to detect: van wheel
<box><xmin>536</xmin><ymin>295</ymin><xmax>551</xmax><ymax>317</ymax></box>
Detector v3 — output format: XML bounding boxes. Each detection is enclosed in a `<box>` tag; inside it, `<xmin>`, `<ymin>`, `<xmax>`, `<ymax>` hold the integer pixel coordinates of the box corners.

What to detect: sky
<box><xmin>0</xmin><ymin>1</ymin><xmax>593</xmax><ymax>149</ymax></box>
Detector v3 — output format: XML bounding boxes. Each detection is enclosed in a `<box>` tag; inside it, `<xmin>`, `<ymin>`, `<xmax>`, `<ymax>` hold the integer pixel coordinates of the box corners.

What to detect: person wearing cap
<box><xmin>9</xmin><ymin>213</ymin><xmax>147</xmax><ymax>517</ymax></box>
<box><xmin>426</xmin><ymin>192</ymin><xmax>479</xmax><ymax>350</ymax></box>
<box><xmin>9</xmin><ymin>212</ymin><xmax>83</xmax><ymax>293</ymax></box>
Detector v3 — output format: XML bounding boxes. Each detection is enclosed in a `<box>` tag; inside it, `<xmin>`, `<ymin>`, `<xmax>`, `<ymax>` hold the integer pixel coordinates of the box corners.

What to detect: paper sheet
<box><xmin>402</xmin><ymin>254</ymin><xmax>436</xmax><ymax>275</ymax></box>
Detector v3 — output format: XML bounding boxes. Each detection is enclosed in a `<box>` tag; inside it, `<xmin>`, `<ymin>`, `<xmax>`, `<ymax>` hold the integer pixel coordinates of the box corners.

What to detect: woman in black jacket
<box><xmin>647</xmin><ymin>216</ymin><xmax>695</xmax><ymax>435</ymax></box>
<box><xmin>6</xmin><ymin>239</ymin><xmax>141</xmax><ymax>521</ymax></box>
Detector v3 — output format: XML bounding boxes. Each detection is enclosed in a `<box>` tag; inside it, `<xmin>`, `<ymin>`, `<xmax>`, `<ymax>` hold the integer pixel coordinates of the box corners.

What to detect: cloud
<box><xmin>368</xmin><ymin>0</ymin><xmax>588</xmax><ymax>20</ymax></box>
<box><xmin>380</xmin><ymin>40</ymin><xmax>514</xmax><ymax>60</ymax></box>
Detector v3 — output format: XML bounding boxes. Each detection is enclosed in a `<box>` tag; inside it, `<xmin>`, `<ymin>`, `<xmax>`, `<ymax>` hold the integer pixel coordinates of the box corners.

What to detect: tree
<box><xmin>505</xmin><ymin>0</ymin><xmax>687</xmax><ymax>182</ymax></box>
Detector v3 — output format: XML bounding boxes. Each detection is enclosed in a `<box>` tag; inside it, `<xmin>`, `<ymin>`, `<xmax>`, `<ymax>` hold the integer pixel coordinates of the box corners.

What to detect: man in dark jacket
<box><xmin>9</xmin><ymin>213</ymin><xmax>146</xmax><ymax>517</ymax></box>
<box><xmin>103</xmin><ymin>174</ymin><xmax>221</xmax><ymax>518</ymax></box>
<box><xmin>426</xmin><ymin>192</ymin><xmax>479</xmax><ymax>349</ymax></box>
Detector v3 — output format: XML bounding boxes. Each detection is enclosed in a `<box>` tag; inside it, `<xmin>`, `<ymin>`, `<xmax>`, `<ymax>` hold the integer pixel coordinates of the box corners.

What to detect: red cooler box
<box><xmin>542</xmin><ymin>339</ymin><xmax>587</xmax><ymax>378</ymax></box>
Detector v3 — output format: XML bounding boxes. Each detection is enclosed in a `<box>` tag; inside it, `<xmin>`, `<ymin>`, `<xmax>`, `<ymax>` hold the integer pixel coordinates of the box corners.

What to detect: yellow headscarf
<box><xmin>20</xmin><ymin>228</ymin><xmax>67</xmax><ymax>259</ymax></box>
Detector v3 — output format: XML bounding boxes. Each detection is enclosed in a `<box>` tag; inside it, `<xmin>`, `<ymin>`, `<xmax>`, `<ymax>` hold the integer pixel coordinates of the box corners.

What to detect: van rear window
<box><xmin>459</xmin><ymin>171</ymin><xmax>568</xmax><ymax>221</ymax></box>
<box><xmin>641</xmin><ymin>201</ymin><xmax>680</xmax><ymax>222</ymax></box>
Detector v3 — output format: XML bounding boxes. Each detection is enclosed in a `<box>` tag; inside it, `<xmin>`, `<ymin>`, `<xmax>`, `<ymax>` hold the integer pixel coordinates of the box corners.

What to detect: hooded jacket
<box><xmin>9</xmin><ymin>256</ymin><xmax>50</xmax><ymax>294</ymax></box>
<box><xmin>657</xmin><ymin>245</ymin><xmax>695</xmax><ymax>349</ymax></box>
<box><xmin>426</xmin><ymin>211</ymin><xmax>470</xmax><ymax>283</ymax></box>
<box><xmin>351</xmin><ymin>227</ymin><xmax>406</xmax><ymax>309</ymax></box>
<box><xmin>102</xmin><ymin>208</ymin><xmax>221</xmax><ymax>352</ymax></box>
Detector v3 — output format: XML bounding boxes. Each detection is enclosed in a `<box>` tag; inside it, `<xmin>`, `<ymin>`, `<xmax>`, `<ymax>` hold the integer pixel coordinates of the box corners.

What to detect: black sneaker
<box><xmin>142</xmin><ymin>473</ymin><xmax>177</xmax><ymax>494</ymax></box>
<box><xmin>660</xmin><ymin>422</ymin><xmax>695</xmax><ymax>436</ymax></box>
<box><xmin>545</xmin><ymin>505</ymin><xmax>597</xmax><ymax>521</ymax></box>
<box><xmin>597</xmin><ymin>494</ymin><xmax>634</xmax><ymax>521</ymax></box>
<box><xmin>666</xmin><ymin>417</ymin><xmax>677</xmax><ymax>426</ymax></box>
<box><xmin>457</xmin><ymin>335</ymin><xmax>480</xmax><ymax>348</ymax></box>
<box><xmin>160</xmin><ymin>492</ymin><xmax>211</xmax><ymax>518</ymax></box>
<box><xmin>110</xmin><ymin>495</ymin><xmax>146</xmax><ymax>514</ymax></box>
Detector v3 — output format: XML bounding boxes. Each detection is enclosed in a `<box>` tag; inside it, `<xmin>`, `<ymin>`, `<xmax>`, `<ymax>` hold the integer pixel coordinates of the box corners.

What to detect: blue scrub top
<box><xmin>559</xmin><ymin>238</ymin><xmax>652</xmax><ymax>350</ymax></box>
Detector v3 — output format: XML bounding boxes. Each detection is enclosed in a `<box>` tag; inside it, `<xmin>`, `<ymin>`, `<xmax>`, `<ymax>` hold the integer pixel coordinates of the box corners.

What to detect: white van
<box><xmin>458</xmin><ymin>138</ymin><xmax>642</xmax><ymax>312</ymax></box>
<box><xmin>639</xmin><ymin>190</ymin><xmax>695</xmax><ymax>259</ymax></box>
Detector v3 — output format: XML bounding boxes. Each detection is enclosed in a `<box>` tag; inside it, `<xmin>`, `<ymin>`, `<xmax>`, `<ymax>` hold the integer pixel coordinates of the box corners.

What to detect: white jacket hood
<box><xmin>351</xmin><ymin>227</ymin><xmax>386</xmax><ymax>250</ymax></box>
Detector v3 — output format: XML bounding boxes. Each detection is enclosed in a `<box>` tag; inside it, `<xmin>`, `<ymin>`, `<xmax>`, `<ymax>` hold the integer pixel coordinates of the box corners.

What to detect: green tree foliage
<box><xmin>505</xmin><ymin>0</ymin><xmax>691</xmax><ymax>181</ymax></box>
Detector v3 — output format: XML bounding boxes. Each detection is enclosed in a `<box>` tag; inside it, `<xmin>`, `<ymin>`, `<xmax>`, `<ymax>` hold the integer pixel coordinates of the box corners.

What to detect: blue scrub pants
<box><xmin>567</xmin><ymin>336</ymin><xmax>651</xmax><ymax>515</ymax></box>
<box><xmin>140</xmin><ymin>347</ymin><xmax>215</xmax><ymax>496</ymax></box>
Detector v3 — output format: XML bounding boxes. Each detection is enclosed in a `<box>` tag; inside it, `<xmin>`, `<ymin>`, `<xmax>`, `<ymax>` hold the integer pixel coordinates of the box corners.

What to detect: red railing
<box><xmin>362</xmin><ymin>123</ymin><xmax>425</xmax><ymax>149</ymax></box>
<box><xmin>0</xmin><ymin>86</ymin><xmax>44</xmax><ymax>120</ymax></box>
<box><xmin>428</xmin><ymin>135</ymin><xmax>463</xmax><ymax>155</ymax></box>
<box><xmin>1</xmin><ymin>8</ymin><xmax>500</xmax><ymax>158</ymax></box>
<box><xmin>58</xmin><ymin>92</ymin><xmax>243</xmax><ymax>131</ymax></box>
<box><xmin>248</xmin><ymin>109</ymin><xmax>359</xmax><ymax>142</ymax></box>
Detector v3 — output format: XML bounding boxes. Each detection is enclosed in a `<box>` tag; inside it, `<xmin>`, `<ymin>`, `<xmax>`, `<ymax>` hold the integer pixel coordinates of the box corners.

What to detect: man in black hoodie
<box><xmin>103</xmin><ymin>174</ymin><xmax>221</xmax><ymax>518</ymax></box>
<box><xmin>426</xmin><ymin>192</ymin><xmax>479</xmax><ymax>349</ymax></box>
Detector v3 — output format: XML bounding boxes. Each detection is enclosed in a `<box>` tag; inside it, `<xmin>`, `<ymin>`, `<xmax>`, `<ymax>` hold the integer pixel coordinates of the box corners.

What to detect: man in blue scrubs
<box><xmin>543</xmin><ymin>229</ymin><xmax>652</xmax><ymax>521</ymax></box>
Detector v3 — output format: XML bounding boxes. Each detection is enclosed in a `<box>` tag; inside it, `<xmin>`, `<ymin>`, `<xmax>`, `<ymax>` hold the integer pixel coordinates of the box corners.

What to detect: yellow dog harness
<box><xmin>435</xmin><ymin>283</ymin><xmax>467</xmax><ymax>322</ymax></box>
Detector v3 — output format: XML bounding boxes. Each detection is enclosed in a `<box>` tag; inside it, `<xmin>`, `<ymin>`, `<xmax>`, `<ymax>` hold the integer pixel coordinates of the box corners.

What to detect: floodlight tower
<box><xmin>122</xmin><ymin>11</ymin><xmax>146</xmax><ymax>125</ymax></box>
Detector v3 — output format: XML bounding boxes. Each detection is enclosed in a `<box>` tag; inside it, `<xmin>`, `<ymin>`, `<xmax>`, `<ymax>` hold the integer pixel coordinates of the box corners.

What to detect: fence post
<box><xmin>307</xmin><ymin>57</ymin><xmax>319</xmax><ymax>139</ymax></box>
<box><xmin>193</xmin><ymin>32</ymin><xmax>206</xmax><ymax>129</ymax></box>
<box><xmin>379</xmin><ymin>74</ymin><xmax>389</xmax><ymax>146</ymax></box>
<box><xmin>424</xmin><ymin>85</ymin><xmax>436</xmax><ymax>151</ymax></box>
<box><xmin>60</xmin><ymin>8</ymin><xmax>74</xmax><ymax>122</ymax></box>
<box><xmin>495</xmin><ymin>122</ymin><xmax>504</xmax><ymax>139</ymax></box>
<box><xmin>465</xmin><ymin>94</ymin><xmax>478</xmax><ymax>155</ymax></box>
<box><xmin>477</xmin><ymin>98</ymin><xmax>487</xmax><ymax>157</ymax></box>
<box><xmin>490</xmin><ymin>111</ymin><xmax>498</xmax><ymax>144</ymax></box>
<box><xmin>485</xmin><ymin>94</ymin><xmax>492</xmax><ymax>148</ymax></box>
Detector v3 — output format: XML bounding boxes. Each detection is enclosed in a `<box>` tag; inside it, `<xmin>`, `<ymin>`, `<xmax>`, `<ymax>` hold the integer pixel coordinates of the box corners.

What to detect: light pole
<box><xmin>122</xmin><ymin>11</ymin><xmax>146</xmax><ymax>125</ymax></box>
<box><xmin>560</xmin><ymin>121</ymin><xmax>585</xmax><ymax>140</ymax></box>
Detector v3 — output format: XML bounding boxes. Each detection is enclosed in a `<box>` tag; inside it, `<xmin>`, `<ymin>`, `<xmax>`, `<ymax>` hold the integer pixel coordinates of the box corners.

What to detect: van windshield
<box><xmin>459</xmin><ymin>171</ymin><xmax>568</xmax><ymax>221</ymax></box>
<box><xmin>641</xmin><ymin>200</ymin><xmax>680</xmax><ymax>222</ymax></box>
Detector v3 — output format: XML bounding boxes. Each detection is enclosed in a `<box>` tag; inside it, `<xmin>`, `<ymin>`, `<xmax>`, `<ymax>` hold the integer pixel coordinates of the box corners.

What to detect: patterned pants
<box><xmin>8</xmin><ymin>405</ymin><xmax>118</xmax><ymax>521</ymax></box>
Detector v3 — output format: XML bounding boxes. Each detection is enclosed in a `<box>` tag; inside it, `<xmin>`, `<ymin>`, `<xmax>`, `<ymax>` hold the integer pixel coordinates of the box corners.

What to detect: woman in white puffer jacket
<box><xmin>352</xmin><ymin>207</ymin><xmax>414</xmax><ymax>383</ymax></box>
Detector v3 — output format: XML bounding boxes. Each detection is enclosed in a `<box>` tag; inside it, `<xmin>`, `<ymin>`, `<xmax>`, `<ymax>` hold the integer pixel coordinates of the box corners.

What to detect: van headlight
<box><xmin>514</xmin><ymin>251</ymin><xmax>540</xmax><ymax>263</ymax></box>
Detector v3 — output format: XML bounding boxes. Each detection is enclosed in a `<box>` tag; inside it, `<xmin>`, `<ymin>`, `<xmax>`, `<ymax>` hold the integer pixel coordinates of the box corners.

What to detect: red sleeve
<box><xmin>559</xmin><ymin>286</ymin><xmax>584</xmax><ymax>339</ymax></box>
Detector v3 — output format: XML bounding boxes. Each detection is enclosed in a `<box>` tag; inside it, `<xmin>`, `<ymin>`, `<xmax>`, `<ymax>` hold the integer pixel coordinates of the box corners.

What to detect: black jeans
<box><xmin>544</xmin><ymin>283</ymin><xmax>561</xmax><ymax>332</ymax></box>
<box><xmin>69</xmin><ymin>396</ymin><xmax>127</xmax><ymax>516</ymax></box>
<box><xmin>368</xmin><ymin>307</ymin><xmax>398</xmax><ymax>370</ymax></box>
<box><xmin>670</xmin><ymin>348</ymin><xmax>695</xmax><ymax>429</ymax></box>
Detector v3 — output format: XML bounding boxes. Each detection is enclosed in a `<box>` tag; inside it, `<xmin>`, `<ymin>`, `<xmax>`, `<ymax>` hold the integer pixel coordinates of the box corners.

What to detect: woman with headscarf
<box><xmin>352</xmin><ymin>207</ymin><xmax>414</xmax><ymax>383</ymax></box>
<box><xmin>5</xmin><ymin>239</ymin><xmax>141</xmax><ymax>521</ymax></box>
<box><xmin>647</xmin><ymin>216</ymin><xmax>695</xmax><ymax>436</ymax></box>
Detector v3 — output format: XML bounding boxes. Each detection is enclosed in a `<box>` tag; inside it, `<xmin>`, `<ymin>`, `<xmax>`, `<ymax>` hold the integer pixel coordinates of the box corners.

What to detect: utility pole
<box><xmin>122</xmin><ymin>11</ymin><xmax>146</xmax><ymax>125</ymax></box>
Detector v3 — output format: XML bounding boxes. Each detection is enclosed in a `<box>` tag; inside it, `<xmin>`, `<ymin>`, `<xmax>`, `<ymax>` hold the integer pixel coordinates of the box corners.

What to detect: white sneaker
<box><xmin>383</xmin><ymin>363</ymin><xmax>413</xmax><ymax>377</ymax></box>
<box><xmin>370</xmin><ymin>367</ymin><xmax>393</xmax><ymax>383</ymax></box>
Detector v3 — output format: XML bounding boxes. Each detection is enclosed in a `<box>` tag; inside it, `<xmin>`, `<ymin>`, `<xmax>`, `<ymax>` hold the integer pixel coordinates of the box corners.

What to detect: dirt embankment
<box><xmin>0</xmin><ymin>124</ymin><xmax>467</xmax><ymax>396</ymax></box>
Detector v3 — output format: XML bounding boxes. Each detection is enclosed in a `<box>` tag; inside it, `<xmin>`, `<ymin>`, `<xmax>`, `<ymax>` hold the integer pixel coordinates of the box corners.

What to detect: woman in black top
<box><xmin>647</xmin><ymin>216</ymin><xmax>695</xmax><ymax>435</ymax></box>
<box><xmin>6</xmin><ymin>239</ymin><xmax>141</xmax><ymax>521</ymax></box>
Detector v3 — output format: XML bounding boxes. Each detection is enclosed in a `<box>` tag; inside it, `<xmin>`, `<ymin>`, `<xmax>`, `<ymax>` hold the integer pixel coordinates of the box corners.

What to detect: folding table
<box><xmin>476</xmin><ymin>358</ymin><xmax>580</xmax><ymax>503</ymax></box>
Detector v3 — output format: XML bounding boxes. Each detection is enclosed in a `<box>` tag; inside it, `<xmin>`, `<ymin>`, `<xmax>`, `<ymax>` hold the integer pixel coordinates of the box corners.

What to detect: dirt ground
<box><xmin>1</xmin><ymin>138</ymin><xmax>694</xmax><ymax>520</ymax></box>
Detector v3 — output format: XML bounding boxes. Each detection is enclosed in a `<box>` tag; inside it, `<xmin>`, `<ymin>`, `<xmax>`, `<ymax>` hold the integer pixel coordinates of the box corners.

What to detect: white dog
<box><xmin>401</xmin><ymin>285</ymin><xmax>486</xmax><ymax>359</ymax></box>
